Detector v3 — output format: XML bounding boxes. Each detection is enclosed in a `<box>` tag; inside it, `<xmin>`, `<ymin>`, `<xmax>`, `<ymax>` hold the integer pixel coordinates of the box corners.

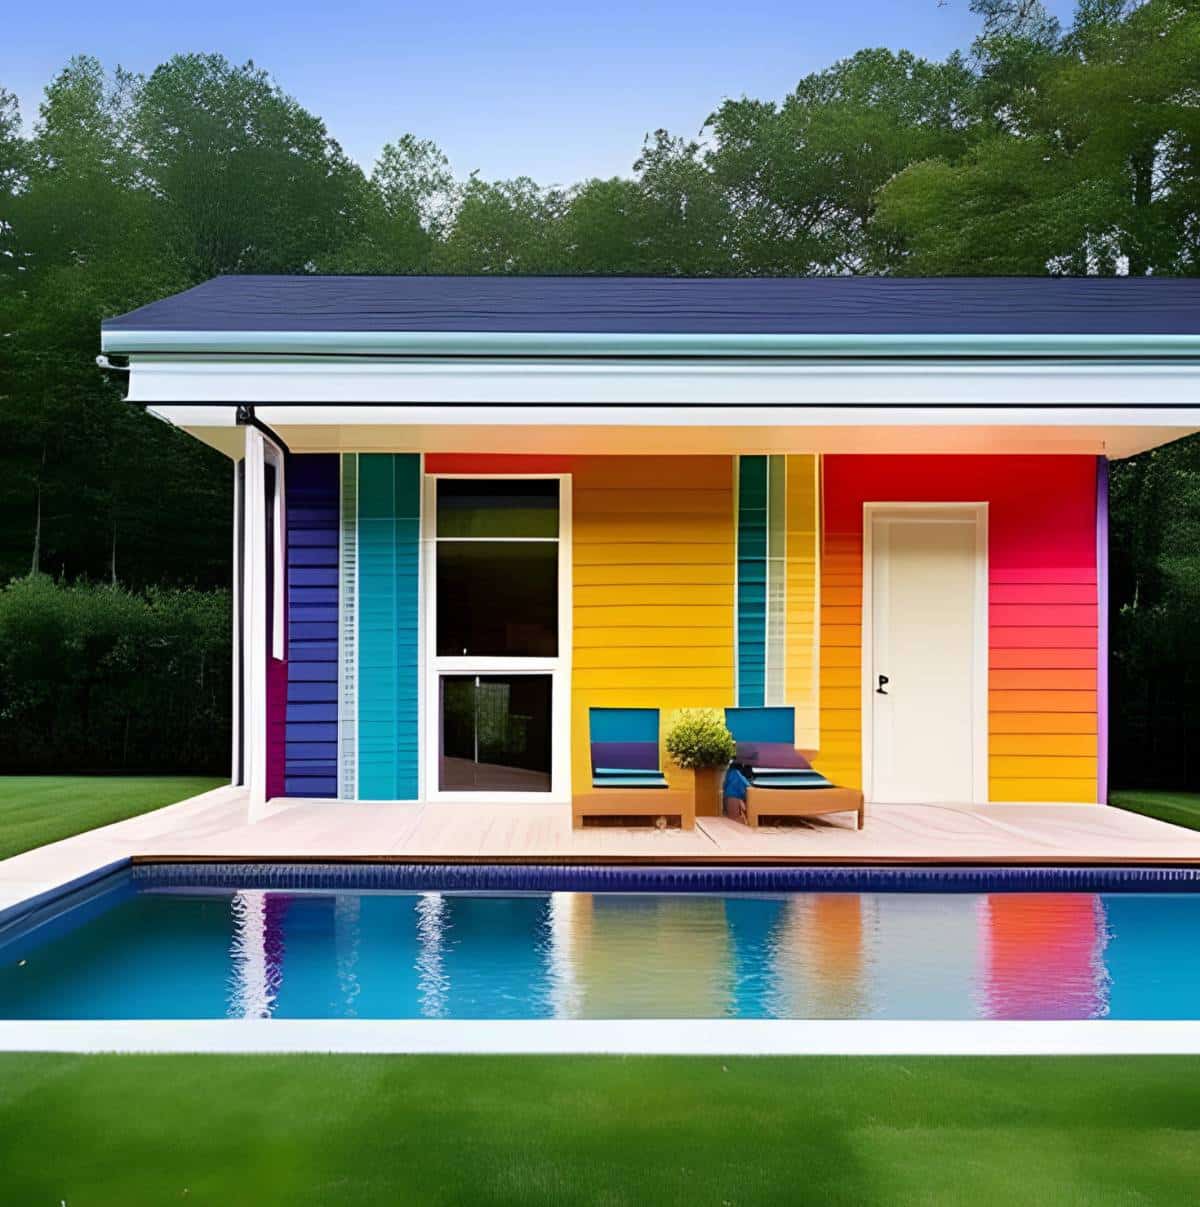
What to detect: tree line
<box><xmin>0</xmin><ymin>0</ymin><xmax>1198</xmax><ymax>782</ymax></box>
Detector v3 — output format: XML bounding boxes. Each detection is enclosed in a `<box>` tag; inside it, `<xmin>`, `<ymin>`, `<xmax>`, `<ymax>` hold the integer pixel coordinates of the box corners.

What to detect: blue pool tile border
<box><xmin>131</xmin><ymin>861</ymin><xmax>1200</xmax><ymax>895</ymax></box>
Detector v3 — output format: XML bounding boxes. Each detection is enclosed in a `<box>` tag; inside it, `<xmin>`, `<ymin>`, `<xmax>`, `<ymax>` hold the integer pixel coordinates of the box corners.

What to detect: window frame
<box><xmin>421</xmin><ymin>473</ymin><xmax>572</xmax><ymax>805</ymax></box>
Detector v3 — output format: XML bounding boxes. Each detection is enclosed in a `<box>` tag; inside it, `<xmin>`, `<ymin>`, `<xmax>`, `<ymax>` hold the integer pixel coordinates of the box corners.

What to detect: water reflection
<box><xmin>5</xmin><ymin>885</ymin><xmax>1200</xmax><ymax>1020</ymax></box>
<box><xmin>415</xmin><ymin>893</ymin><xmax>448</xmax><ymax>1018</ymax></box>
<box><xmin>980</xmin><ymin>894</ymin><xmax>1109</xmax><ymax>1020</ymax></box>
<box><xmin>549</xmin><ymin>894</ymin><xmax>734</xmax><ymax>1018</ymax></box>
<box><xmin>227</xmin><ymin>890</ymin><xmax>285</xmax><ymax>1019</ymax></box>
<box><xmin>770</xmin><ymin>895</ymin><xmax>867</xmax><ymax>1019</ymax></box>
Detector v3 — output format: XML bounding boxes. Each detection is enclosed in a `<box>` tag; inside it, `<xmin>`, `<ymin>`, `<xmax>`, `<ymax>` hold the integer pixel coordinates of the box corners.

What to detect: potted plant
<box><xmin>665</xmin><ymin>709</ymin><xmax>737</xmax><ymax>818</ymax></box>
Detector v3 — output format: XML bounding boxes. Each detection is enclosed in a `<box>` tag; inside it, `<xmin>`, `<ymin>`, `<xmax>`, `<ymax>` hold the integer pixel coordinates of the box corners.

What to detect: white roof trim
<box><xmin>124</xmin><ymin>353</ymin><xmax>1200</xmax><ymax>409</ymax></box>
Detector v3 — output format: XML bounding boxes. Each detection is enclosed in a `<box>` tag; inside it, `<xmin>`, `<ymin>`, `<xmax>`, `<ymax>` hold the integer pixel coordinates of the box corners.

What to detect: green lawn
<box><xmin>0</xmin><ymin>775</ymin><xmax>224</xmax><ymax>861</ymax></box>
<box><xmin>1110</xmin><ymin>789</ymin><xmax>1200</xmax><ymax>832</ymax></box>
<box><xmin>1</xmin><ymin>1054</ymin><xmax>1197</xmax><ymax>1205</ymax></box>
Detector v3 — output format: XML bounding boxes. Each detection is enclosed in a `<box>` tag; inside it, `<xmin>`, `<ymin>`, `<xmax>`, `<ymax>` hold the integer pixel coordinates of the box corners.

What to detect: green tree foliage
<box><xmin>876</xmin><ymin>0</ymin><xmax>1200</xmax><ymax>276</ymax></box>
<box><xmin>0</xmin><ymin>576</ymin><xmax>231</xmax><ymax>772</ymax></box>
<box><xmin>705</xmin><ymin>49</ymin><xmax>979</xmax><ymax>274</ymax></box>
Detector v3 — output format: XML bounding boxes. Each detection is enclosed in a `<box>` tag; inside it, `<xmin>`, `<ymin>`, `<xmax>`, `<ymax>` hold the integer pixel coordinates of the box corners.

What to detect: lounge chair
<box><xmin>572</xmin><ymin>707</ymin><xmax>695</xmax><ymax>829</ymax></box>
<box><xmin>723</xmin><ymin>706</ymin><xmax>864</xmax><ymax>830</ymax></box>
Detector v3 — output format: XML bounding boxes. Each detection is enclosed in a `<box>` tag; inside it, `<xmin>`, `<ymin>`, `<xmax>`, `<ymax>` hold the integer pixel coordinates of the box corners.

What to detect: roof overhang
<box><xmin>123</xmin><ymin>353</ymin><xmax>1200</xmax><ymax>461</ymax></box>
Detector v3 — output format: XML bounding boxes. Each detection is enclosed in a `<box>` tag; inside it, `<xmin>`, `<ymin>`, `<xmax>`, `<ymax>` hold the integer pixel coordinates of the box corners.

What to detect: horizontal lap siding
<box><xmin>358</xmin><ymin>454</ymin><xmax>421</xmax><ymax>800</ymax></box>
<box><xmin>285</xmin><ymin>455</ymin><xmax>339</xmax><ymax>797</ymax></box>
<box><xmin>571</xmin><ymin>457</ymin><xmax>735</xmax><ymax>795</ymax></box>
<box><xmin>821</xmin><ymin>455</ymin><xmax>1099</xmax><ymax>803</ymax></box>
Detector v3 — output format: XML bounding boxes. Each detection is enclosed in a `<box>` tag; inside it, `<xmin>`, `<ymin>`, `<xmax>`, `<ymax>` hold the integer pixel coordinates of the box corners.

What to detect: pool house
<box><xmin>100</xmin><ymin>276</ymin><xmax>1200</xmax><ymax>824</ymax></box>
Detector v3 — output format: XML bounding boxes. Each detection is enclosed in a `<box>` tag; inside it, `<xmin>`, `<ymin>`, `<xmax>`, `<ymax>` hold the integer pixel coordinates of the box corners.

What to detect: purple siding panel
<box><xmin>286</xmin><ymin>455</ymin><xmax>340</xmax><ymax>797</ymax></box>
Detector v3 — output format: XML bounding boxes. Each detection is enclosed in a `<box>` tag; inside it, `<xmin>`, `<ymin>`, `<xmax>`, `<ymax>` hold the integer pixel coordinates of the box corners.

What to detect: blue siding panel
<box><xmin>357</xmin><ymin>453</ymin><xmax>421</xmax><ymax>800</ymax></box>
<box><xmin>285</xmin><ymin>454</ymin><xmax>340</xmax><ymax>797</ymax></box>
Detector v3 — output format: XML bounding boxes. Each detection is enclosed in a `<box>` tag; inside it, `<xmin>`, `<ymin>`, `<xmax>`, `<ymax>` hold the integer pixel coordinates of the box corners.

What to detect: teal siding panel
<box><xmin>357</xmin><ymin>454</ymin><xmax>421</xmax><ymax>799</ymax></box>
<box><xmin>737</xmin><ymin>456</ymin><xmax>768</xmax><ymax>707</ymax></box>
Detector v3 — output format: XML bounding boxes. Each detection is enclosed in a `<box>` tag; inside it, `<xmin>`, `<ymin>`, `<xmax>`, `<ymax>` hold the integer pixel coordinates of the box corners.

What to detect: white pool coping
<box><xmin>2</xmin><ymin>1018</ymin><xmax>1200</xmax><ymax>1055</ymax></box>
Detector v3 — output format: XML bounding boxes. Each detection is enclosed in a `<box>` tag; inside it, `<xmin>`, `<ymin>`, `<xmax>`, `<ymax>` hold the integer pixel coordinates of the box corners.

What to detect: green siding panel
<box><xmin>357</xmin><ymin>454</ymin><xmax>421</xmax><ymax>799</ymax></box>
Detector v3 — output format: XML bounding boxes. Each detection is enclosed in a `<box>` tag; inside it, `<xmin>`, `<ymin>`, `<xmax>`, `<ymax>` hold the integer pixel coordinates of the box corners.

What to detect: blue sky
<box><xmin>4</xmin><ymin>0</ymin><xmax>1077</xmax><ymax>184</ymax></box>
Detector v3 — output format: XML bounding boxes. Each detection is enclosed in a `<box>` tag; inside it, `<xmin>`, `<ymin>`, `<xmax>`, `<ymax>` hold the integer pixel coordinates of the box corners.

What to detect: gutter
<box><xmin>99</xmin><ymin>330</ymin><xmax>1200</xmax><ymax>360</ymax></box>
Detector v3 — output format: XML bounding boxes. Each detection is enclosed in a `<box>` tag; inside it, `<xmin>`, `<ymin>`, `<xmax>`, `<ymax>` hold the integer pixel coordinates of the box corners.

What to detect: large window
<box><xmin>435</xmin><ymin>480</ymin><xmax>559</xmax><ymax>657</ymax></box>
<box><xmin>427</xmin><ymin>477</ymin><xmax>567</xmax><ymax>799</ymax></box>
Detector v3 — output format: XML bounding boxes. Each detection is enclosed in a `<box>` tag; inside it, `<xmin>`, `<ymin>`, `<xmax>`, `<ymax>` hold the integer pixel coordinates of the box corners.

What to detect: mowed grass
<box><xmin>0</xmin><ymin>776</ymin><xmax>224</xmax><ymax>860</ymax></box>
<box><xmin>1</xmin><ymin>1054</ymin><xmax>1199</xmax><ymax>1206</ymax></box>
<box><xmin>1111</xmin><ymin>789</ymin><xmax>1200</xmax><ymax>833</ymax></box>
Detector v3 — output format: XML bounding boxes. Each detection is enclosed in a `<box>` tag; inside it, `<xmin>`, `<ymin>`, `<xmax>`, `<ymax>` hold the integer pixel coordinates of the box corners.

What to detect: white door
<box><xmin>867</xmin><ymin>506</ymin><xmax>986</xmax><ymax>804</ymax></box>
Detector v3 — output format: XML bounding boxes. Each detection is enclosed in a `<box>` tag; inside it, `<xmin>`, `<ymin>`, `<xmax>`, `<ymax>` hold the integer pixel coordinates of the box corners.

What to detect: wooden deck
<box><xmin>5</xmin><ymin>785</ymin><xmax>1200</xmax><ymax>916</ymax></box>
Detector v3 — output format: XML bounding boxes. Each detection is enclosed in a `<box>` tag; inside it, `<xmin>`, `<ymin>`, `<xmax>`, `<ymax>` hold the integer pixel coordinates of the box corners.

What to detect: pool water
<box><xmin>2</xmin><ymin>883</ymin><xmax>1199</xmax><ymax>1020</ymax></box>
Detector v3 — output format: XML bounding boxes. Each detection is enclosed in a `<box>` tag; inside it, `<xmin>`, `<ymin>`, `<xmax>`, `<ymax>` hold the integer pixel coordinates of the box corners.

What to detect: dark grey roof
<box><xmin>102</xmin><ymin>274</ymin><xmax>1200</xmax><ymax>337</ymax></box>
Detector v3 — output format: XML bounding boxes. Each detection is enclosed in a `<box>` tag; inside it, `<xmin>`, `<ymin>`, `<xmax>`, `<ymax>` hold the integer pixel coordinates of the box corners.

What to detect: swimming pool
<box><xmin>2</xmin><ymin>864</ymin><xmax>1200</xmax><ymax>1021</ymax></box>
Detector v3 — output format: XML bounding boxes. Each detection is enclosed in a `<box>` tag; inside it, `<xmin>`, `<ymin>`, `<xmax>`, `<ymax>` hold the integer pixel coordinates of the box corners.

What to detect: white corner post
<box><xmin>231</xmin><ymin>458</ymin><xmax>243</xmax><ymax>787</ymax></box>
<box><xmin>242</xmin><ymin>424</ymin><xmax>269</xmax><ymax>816</ymax></box>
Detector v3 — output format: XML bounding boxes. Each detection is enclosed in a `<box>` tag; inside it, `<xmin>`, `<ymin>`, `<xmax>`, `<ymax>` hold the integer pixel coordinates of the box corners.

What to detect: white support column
<box><xmin>231</xmin><ymin>462</ymin><xmax>243</xmax><ymax>785</ymax></box>
<box><xmin>243</xmin><ymin>425</ymin><xmax>268</xmax><ymax>815</ymax></box>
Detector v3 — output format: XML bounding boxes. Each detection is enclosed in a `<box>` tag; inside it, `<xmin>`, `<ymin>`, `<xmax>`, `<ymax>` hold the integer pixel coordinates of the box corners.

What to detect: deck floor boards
<box><xmin>4</xmin><ymin>786</ymin><xmax>1200</xmax><ymax>914</ymax></box>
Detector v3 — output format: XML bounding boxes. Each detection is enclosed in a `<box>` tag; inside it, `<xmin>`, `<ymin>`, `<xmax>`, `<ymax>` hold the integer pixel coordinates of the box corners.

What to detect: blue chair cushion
<box><xmin>592</xmin><ymin>768</ymin><xmax>669</xmax><ymax>790</ymax></box>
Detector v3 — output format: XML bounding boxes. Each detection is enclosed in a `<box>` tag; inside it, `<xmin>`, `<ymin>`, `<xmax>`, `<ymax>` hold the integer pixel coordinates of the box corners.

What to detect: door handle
<box><xmin>876</xmin><ymin>674</ymin><xmax>889</xmax><ymax>695</ymax></box>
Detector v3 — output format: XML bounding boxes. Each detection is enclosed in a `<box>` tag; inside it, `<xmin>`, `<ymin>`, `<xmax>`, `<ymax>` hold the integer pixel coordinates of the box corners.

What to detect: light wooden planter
<box><xmin>692</xmin><ymin>766</ymin><xmax>725</xmax><ymax>818</ymax></box>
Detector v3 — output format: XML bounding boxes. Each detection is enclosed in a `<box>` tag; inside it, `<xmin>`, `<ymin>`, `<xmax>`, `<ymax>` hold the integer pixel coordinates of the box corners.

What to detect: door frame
<box><xmin>860</xmin><ymin>502</ymin><xmax>989</xmax><ymax>805</ymax></box>
<box><xmin>421</xmin><ymin>472</ymin><xmax>573</xmax><ymax>805</ymax></box>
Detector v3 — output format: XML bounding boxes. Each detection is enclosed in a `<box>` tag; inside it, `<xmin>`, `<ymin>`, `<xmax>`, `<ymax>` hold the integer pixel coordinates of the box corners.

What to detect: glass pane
<box><xmin>437</xmin><ymin>542</ymin><xmax>557</xmax><ymax>657</ymax></box>
<box><xmin>437</xmin><ymin>479</ymin><xmax>559</xmax><ymax>538</ymax></box>
<box><xmin>440</xmin><ymin>675</ymin><xmax>552</xmax><ymax>792</ymax></box>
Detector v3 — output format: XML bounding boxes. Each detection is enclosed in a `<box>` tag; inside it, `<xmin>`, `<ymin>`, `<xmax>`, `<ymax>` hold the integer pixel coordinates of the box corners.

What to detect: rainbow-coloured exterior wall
<box><xmin>819</xmin><ymin>455</ymin><xmax>1101</xmax><ymax>802</ymax></box>
<box><xmin>275</xmin><ymin>451</ymin><xmax>1106</xmax><ymax>804</ymax></box>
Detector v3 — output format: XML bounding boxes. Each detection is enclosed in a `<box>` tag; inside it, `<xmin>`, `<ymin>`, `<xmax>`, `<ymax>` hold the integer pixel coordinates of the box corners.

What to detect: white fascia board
<box><xmin>126</xmin><ymin>354</ymin><xmax>1200</xmax><ymax>409</ymax></box>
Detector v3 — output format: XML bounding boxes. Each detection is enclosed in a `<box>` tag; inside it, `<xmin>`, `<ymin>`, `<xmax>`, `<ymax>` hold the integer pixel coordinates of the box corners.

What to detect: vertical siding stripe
<box><xmin>738</xmin><ymin>455</ymin><xmax>790</xmax><ymax>708</ymax></box>
<box><xmin>1096</xmin><ymin>456</ymin><xmax>1109</xmax><ymax>805</ymax></box>
<box><xmin>357</xmin><ymin>453</ymin><xmax>421</xmax><ymax>800</ymax></box>
<box><xmin>284</xmin><ymin>454</ymin><xmax>339</xmax><ymax>797</ymax></box>
<box><xmin>765</xmin><ymin>455</ymin><xmax>787</xmax><ymax>706</ymax></box>
<box><xmin>785</xmin><ymin>454</ymin><xmax>820</xmax><ymax>749</ymax></box>
<box><xmin>338</xmin><ymin>453</ymin><xmax>359</xmax><ymax>800</ymax></box>
<box><xmin>737</xmin><ymin>456</ymin><xmax>767</xmax><ymax>706</ymax></box>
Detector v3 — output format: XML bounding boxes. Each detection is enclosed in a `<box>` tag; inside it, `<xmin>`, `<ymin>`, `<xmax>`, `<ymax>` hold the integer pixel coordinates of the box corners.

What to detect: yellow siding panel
<box><xmin>571</xmin><ymin>456</ymin><xmax>735</xmax><ymax>794</ymax></box>
<box><xmin>575</xmin><ymin>626</ymin><xmax>732</xmax><ymax>648</ymax></box>
<box><xmin>573</xmin><ymin>647</ymin><xmax>734</xmax><ymax>670</ymax></box>
<box><xmin>574</xmin><ymin>562</ymin><xmax>729</xmax><ymax>586</ymax></box>
<box><xmin>990</xmin><ymin>732</ymin><xmax>1097</xmax><ymax>757</ymax></box>
<box><xmin>575</xmin><ymin>584</ymin><xmax>732</xmax><ymax>607</ymax></box>
<box><xmin>990</xmin><ymin>777</ymin><xmax>1098</xmax><ymax>803</ymax></box>
<box><xmin>989</xmin><ymin>755</ymin><xmax>1098</xmax><ymax>779</ymax></box>
<box><xmin>573</xmin><ymin>604</ymin><xmax>733</xmax><ymax>629</ymax></box>
<box><xmin>574</xmin><ymin>542</ymin><xmax>731</xmax><ymax>566</ymax></box>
